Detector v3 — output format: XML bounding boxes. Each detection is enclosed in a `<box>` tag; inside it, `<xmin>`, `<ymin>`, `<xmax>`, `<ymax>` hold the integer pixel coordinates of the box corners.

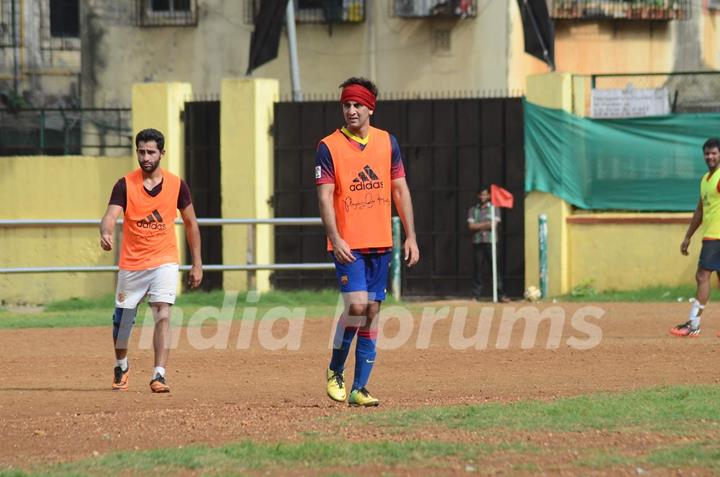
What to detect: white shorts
<box><xmin>115</xmin><ymin>263</ymin><xmax>179</xmax><ymax>308</ymax></box>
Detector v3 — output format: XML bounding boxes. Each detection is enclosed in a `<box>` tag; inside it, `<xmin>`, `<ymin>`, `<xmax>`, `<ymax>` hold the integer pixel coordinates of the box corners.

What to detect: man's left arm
<box><xmin>391</xmin><ymin>177</ymin><xmax>420</xmax><ymax>267</ymax></box>
<box><xmin>180</xmin><ymin>204</ymin><xmax>203</xmax><ymax>288</ymax></box>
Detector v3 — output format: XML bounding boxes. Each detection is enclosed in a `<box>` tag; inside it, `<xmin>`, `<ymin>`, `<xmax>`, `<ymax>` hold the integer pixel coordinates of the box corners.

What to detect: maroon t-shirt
<box><xmin>108</xmin><ymin>177</ymin><xmax>192</xmax><ymax>211</ymax></box>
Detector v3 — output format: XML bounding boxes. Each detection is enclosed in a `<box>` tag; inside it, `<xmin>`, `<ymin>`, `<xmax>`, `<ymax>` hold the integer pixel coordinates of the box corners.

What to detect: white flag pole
<box><xmin>491</xmin><ymin>204</ymin><xmax>498</xmax><ymax>303</ymax></box>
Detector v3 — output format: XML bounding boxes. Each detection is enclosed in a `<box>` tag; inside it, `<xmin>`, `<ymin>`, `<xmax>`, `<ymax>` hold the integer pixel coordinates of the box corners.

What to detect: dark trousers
<box><xmin>472</xmin><ymin>243</ymin><xmax>503</xmax><ymax>298</ymax></box>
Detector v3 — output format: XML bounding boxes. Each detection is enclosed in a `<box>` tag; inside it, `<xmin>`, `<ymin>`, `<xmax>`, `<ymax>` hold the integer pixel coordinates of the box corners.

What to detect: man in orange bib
<box><xmin>100</xmin><ymin>128</ymin><xmax>203</xmax><ymax>393</ymax></box>
<box><xmin>316</xmin><ymin>77</ymin><xmax>420</xmax><ymax>407</ymax></box>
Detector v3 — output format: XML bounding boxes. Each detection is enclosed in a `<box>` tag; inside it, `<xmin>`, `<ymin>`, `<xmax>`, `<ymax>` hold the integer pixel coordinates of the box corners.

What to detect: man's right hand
<box><xmin>681</xmin><ymin>237</ymin><xmax>690</xmax><ymax>256</ymax></box>
<box><xmin>100</xmin><ymin>233</ymin><xmax>113</xmax><ymax>251</ymax></box>
<box><xmin>331</xmin><ymin>237</ymin><xmax>355</xmax><ymax>264</ymax></box>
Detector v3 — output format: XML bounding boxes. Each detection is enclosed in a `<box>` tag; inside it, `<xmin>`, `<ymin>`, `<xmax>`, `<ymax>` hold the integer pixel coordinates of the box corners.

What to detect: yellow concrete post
<box><xmin>220</xmin><ymin>78</ymin><xmax>278</xmax><ymax>292</ymax></box>
<box><xmin>131</xmin><ymin>82</ymin><xmax>192</xmax><ymax>290</ymax></box>
<box><xmin>525</xmin><ymin>73</ymin><xmax>573</xmax><ymax>296</ymax></box>
<box><xmin>132</xmin><ymin>82</ymin><xmax>192</xmax><ymax>178</ymax></box>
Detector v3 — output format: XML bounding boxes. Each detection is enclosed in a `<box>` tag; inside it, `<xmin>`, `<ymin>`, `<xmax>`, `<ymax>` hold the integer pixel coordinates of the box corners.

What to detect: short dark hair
<box><xmin>477</xmin><ymin>185</ymin><xmax>489</xmax><ymax>194</ymax></box>
<box><xmin>339</xmin><ymin>77</ymin><xmax>378</xmax><ymax>98</ymax></box>
<box><xmin>703</xmin><ymin>138</ymin><xmax>720</xmax><ymax>151</ymax></box>
<box><xmin>135</xmin><ymin>128</ymin><xmax>165</xmax><ymax>151</ymax></box>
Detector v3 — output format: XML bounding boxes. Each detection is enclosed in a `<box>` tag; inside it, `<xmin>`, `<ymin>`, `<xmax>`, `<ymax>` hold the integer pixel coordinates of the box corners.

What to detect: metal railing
<box><xmin>245</xmin><ymin>0</ymin><xmax>365</xmax><ymax>24</ymax></box>
<box><xmin>0</xmin><ymin>108</ymin><xmax>132</xmax><ymax>156</ymax></box>
<box><xmin>0</xmin><ymin>217</ymin><xmax>403</xmax><ymax>298</ymax></box>
<box><xmin>392</xmin><ymin>0</ymin><xmax>477</xmax><ymax>18</ymax></box>
<box><xmin>550</xmin><ymin>0</ymin><xmax>691</xmax><ymax>21</ymax></box>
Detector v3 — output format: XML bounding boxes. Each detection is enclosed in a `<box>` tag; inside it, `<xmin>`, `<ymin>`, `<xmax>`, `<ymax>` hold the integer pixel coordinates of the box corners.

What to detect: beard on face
<box><xmin>140</xmin><ymin>160</ymin><xmax>160</xmax><ymax>173</ymax></box>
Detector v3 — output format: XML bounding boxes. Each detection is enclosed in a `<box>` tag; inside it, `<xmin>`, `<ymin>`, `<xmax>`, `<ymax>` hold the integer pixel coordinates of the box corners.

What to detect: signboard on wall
<box><xmin>591</xmin><ymin>86</ymin><xmax>670</xmax><ymax>119</ymax></box>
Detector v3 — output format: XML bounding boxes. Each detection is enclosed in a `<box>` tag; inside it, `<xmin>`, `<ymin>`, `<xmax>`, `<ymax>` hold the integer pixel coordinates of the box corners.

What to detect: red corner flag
<box><xmin>491</xmin><ymin>184</ymin><xmax>514</xmax><ymax>208</ymax></box>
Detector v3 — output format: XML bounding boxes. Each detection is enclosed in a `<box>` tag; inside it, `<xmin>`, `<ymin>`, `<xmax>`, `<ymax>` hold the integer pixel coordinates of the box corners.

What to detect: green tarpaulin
<box><xmin>524</xmin><ymin>99</ymin><xmax>720</xmax><ymax>211</ymax></box>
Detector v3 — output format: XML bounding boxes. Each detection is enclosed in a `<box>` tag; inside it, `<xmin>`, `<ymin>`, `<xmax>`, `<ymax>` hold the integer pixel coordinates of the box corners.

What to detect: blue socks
<box><xmin>352</xmin><ymin>329</ymin><xmax>377</xmax><ymax>391</ymax></box>
<box><xmin>329</xmin><ymin>325</ymin><xmax>358</xmax><ymax>372</ymax></box>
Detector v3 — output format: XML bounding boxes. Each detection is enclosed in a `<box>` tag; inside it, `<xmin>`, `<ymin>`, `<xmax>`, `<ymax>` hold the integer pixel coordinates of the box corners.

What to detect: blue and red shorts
<box><xmin>332</xmin><ymin>251</ymin><xmax>392</xmax><ymax>301</ymax></box>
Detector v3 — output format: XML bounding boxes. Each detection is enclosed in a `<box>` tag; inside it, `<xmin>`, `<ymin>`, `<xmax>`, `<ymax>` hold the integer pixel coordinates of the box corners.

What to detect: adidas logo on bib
<box><xmin>350</xmin><ymin>165</ymin><xmax>384</xmax><ymax>191</ymax></box>
<box><xmin>136</xmin><ymin>209</ymin><xmax>167</xmax><ymax>230</ymax></box>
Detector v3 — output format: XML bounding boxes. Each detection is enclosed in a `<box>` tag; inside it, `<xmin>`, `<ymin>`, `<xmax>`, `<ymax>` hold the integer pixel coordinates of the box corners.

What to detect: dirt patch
<box><xmin>0</xmin><ymin>301</ymin><xmax>717</xmax><ymax>471</ymax></box>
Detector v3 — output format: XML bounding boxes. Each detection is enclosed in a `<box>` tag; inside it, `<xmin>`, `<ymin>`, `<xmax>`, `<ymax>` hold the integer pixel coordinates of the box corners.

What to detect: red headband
<box><xmin>340</xmin><ymin>84</ymin><xmax>376</xmax><ymax>110</ymax></box>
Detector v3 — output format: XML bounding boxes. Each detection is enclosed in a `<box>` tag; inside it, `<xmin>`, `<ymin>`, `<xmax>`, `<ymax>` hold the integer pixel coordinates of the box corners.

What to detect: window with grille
<box><xmin>138</xmin><ymin>0</ymin><xmax>198</xmax><ymax>26</ymax></box>
<box><xmin>49</xmin><ymin>0</ymin><xmax>79</xmax><ymax>38</ymax></box>
<box><xmin>244</xmin><ymin>0</ymin><xmax>366</xmax><ymax>25</ymax></box>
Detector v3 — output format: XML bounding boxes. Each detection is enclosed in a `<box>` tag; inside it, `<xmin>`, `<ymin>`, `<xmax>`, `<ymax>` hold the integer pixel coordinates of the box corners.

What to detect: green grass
<box><xmin>0</xmin><ymin>289</ymin><xmax>360</xmax><ymax>329</ymax></box>
<box><xmin>648</xmin><ymin>441</ymin><xmax>720</xmax><ymax>470</ymax></box>
<box><xmin>353</xmin><ymin>386</ymin><xmax>720</xmax><ymax>434</ymax></box>
<box><xmin>576</xmin><ymin>451</ymin><xmax>634</xmax><ymax>468</ymax></box>
<box><xmin>558</xmin><ymin>284</ymin><xmax>707</xmax><ymax>302</ymax></box>
<box><xmin>4</xmin><ymin>440</ymin><xmax>496</xmax><ymax>477</ymax></box>
<box><xmin>4</xmin><ymin>386</ymin><xmax>720</xmax><ymax>476</ymax></box>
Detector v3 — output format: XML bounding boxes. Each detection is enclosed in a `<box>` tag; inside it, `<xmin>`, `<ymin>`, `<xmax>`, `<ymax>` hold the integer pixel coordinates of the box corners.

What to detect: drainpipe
<box><xmin>11</xmin><ymin>0</ymin><xmax>20</xmax><ymax>94</ymax></box>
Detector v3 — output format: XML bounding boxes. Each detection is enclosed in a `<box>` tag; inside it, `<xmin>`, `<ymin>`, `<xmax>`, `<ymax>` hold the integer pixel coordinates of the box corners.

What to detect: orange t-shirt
<box><xmin>119</xmin><ymin>168</ymin><xmax>180</xmax><ymax>270</ymax></box>
<box><xmin>320</xmin><ymin>126</ymin><xmax>393</xmax><ymax>250</ymax></box>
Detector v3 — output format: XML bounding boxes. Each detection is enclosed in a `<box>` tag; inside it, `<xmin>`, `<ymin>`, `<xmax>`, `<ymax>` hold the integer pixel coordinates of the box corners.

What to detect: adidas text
<box><xmin>350</xmin><ymin>181</ymin><xmax>383</xmax><ymax>191</ymax></box>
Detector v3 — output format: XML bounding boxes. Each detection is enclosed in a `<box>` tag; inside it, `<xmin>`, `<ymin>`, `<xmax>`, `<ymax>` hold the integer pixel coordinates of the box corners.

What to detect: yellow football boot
<box><xmin>326</xmin><ymin>369</ymin><xmax>346</xmax><ymax>402</ymax></box>
<box><xmin>348</xmin><ymin>387</ymin><xmax>379</xmax><ymax>407</ymax></box>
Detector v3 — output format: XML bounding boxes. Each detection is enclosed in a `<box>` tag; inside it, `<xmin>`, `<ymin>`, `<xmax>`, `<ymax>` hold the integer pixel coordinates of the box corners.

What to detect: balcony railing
<box><xmin>551</xmin><ymin>0</ymin><xmax>690</xmax><ymax>21</ymax></box>
<box><xmin>295</xmin><ymin>0</ymin><xmax>365</xmax><ymax>23</ymax></box>
<box><xmin>393</xmin><ymin>0</ymin><xmax>477</xmax><ymax>18</ymax></box>
<box><xmin>245</xmin><ymin>0</ymin><xmax>365</xmax><ymax>25</ymax></box>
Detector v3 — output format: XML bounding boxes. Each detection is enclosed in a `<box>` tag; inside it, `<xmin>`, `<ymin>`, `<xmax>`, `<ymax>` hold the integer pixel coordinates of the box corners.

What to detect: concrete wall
<box><xmin>0</xmin><ymin>0</ymin><xmax>81</xmax><ymax>107</ymax></box>
<box><xmin>80</xmin><ymin>1</ymin><xmax>720</xmax><ymax>107</ymax></box>
<box><xmin>80</xmin><ymin>0</ymin><xmax>512</xmax><ymax>105</ymax></box>
<box><xmin>0</xmin><ymin>156</ymin><xmax>129</xmax><ymax>304</ymax></box>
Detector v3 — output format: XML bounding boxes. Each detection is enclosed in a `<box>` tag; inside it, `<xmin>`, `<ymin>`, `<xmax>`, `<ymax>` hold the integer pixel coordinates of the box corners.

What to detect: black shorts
<box><xmin>699</xmin><ymin>240</ymin><xmax>720</xmax><ymax>271</ymax></box>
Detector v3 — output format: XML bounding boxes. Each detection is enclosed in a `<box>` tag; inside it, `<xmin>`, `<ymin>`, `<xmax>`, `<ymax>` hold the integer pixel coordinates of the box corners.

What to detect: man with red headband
<box><xmin>315</xmin><ymin>77</ymin><xmax>420</xmax><ymax>407</ymax></box>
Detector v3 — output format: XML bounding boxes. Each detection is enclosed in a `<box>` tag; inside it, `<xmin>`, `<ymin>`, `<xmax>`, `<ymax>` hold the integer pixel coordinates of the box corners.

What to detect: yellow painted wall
<box><xmin>569</xmin><ymin>214</ymin><xmax>696</xmax><ymax>291</ymax></box>
<box><xmin>220</xmin><ymin>78</ymin><xmax>278</xmax><ymax>292</ymax></box>
<box><xmin>0</xmin><ymin>156</ymin><xmax>130</xmax><ymax>304</ymax></box>
<box><xmin>132</xmin><ymin>82</ymin><xmax>191</xmax><ymax>179</ymax></box>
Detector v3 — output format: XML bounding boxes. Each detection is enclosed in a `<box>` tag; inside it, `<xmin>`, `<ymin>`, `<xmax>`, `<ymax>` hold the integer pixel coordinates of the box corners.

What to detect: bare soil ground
<box><xmin>0</xmin><ymin>301</ymin><xmax>718</xmax><ymax>474</ymax></box>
